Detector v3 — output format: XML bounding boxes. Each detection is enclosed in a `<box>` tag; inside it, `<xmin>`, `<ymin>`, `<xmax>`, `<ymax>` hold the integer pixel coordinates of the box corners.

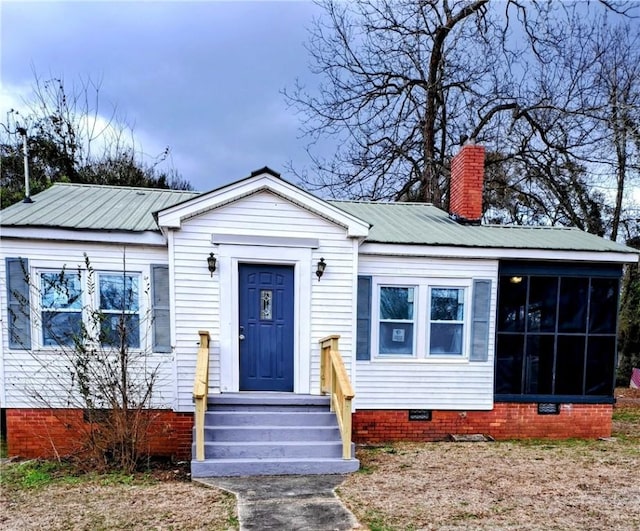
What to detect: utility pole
<box><xmin>16</xmin><ymin>126</ymin><xmax>33</xmax><ymax>203</ymax></box>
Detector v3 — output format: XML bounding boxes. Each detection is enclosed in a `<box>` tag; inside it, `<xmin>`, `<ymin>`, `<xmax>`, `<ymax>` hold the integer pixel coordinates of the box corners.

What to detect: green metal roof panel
<box><xmin>330</xmin><ymin>200</ymin><xmax>635</xmax><ymax>253</ymax></box>
<box><xmin>1</xmin><ymin>183</ymin><xmax>635</xmax><ymax>255</ymax></box>
<box><xmin>0</xmin><ymin>183</ymin><xmax>200</xmax><ymax>232</ymax></box>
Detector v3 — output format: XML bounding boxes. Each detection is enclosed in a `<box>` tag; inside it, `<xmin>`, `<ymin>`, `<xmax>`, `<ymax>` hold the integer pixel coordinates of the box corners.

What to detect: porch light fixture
<box><xmin>207</xmin><ymin>253</ymin><xmax>217</xmax><ymax>276</ymax></box>
<box><xmin>316</xmin><ymin>257</ymin><xmax>326</xmax><ymax>281</ymax></box>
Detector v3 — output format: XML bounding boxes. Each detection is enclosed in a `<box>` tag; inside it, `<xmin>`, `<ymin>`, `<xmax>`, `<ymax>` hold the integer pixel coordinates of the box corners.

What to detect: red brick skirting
<box><xmin>353</xmin><ymin>403</ymin><xmax>613</xmax><ymax>443</ymax></box>
<box><xmin>6</xmin><ymin>409</ymin><xmax>194</xmax><ymax>460</ymax></box>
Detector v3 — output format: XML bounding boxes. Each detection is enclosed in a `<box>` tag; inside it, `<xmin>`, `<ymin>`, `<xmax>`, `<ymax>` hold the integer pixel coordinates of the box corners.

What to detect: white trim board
<box><xmin>156</xmin><ymin>173</ymin><xmax>370</xmax><ymax>238</ymax></box>
<box><xmin>359</xmin><ymin>243</ymin><xmax>639</xmax><ymax>263</ymax></box>
<box><xmin>1</xmin><ymin>227</ymin><xmax>166</xmax><ymax>246</ymax></box>
<box><xmin>216</xmin><ymin>244</ymin><xmax>313</xmax><ymax>394</ymax></box>
<box><xmin>212</xmin><ymin>234</ymin><xmax>320</xmax><ymax>248</ymax></box>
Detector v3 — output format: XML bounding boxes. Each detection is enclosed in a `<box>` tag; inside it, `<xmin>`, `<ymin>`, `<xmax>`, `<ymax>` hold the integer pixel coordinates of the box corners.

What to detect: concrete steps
<box><xmin>190</xmin><ymin>393</ymin><xmax>359</xmax><ymax>477</ymax></box>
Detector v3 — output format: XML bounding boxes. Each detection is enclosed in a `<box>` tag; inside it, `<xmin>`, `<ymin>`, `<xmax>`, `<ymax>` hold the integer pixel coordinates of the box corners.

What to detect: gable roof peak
<box><xmin>249</xmin><ymin>166</ymin><xmax>281</xmax><ymax>179</ymax></box>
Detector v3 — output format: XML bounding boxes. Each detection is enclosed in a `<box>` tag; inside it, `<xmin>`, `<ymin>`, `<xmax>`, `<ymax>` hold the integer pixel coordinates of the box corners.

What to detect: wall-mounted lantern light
<box><xmin>207</xmin><ymin>253</ymin><xmax>217</xmax><ymax>276</ymax></box>
<box><xmin>316</xmin><ymin>257</ymin><xmax>326</xmax><ymax>281</ymax></box>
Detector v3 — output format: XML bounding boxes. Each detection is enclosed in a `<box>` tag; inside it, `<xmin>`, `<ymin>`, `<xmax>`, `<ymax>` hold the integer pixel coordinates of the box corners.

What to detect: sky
<box><xmin>1</xmin><ymin>1</ymin><xmax>639</xmax><ymax>209</ymax></box>
<box><xmin>0</xmin><ymin>0</ymin><xmax>325</xmax><ymax>192</ymax></box>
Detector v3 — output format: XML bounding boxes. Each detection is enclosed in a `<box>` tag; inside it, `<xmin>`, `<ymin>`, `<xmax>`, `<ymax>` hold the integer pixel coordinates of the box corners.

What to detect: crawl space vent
<box><xmin>537</xmin><ymin>403</ymin><xmax>561</xmax><ymax>415</ymax></box>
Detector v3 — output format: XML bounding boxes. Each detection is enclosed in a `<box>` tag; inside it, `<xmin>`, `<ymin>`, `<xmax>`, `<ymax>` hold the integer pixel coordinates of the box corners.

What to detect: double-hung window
<box><xmin>429</xmin><ymin>287</ymin><xmax>465</xmax><ymax>356</ymax></box>
<box><xmin>40</xmin><ymin>271</ymin><xmax>83</xmax><ymax>346</ymax></box>
<box><xmin>99</xmin><ymin>273</ymin><xmax>141</xmax><ymax>348</ymax></box>
<box><xmin>38</xmin><ymin>270</ymin><xmax>141</xmax><ymax>349</ymax></box>
<box><xmin>369</xmin><ymin>279</ymin><xmax>476</xmax><ymax>360</ymax></box>
<box><xmin>8</xmin><ymin>259</ymin><xmax>169</xmax><ymax>352</ymax></box>
<box><xmin>378</xmin><ymin>286</ymin><xmax>415</xmax><ymax>355</ymax></box>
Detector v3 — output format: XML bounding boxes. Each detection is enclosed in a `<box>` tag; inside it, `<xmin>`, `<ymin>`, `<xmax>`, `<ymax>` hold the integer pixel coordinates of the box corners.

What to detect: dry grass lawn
<box><xmin>1</xmin><ymin>389</ymin><xmax>638</xmax><ymax>530</ymax></box>
<box><xmin>0</xmin><ymin>469</ymin><xmax>237</xmax><ymax>531</ymax></box>
<box><xmin>339</xmin><ymin>389</ymin><xmax>640</xmax><ymax>531</ymax></box>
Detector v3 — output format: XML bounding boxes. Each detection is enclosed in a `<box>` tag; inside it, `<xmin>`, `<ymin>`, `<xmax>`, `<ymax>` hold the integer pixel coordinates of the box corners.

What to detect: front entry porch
<box><xmin>190</xmin><ymin>392</ymin><xmax>359</xmax><ymax>477</ymax></box>
<box><xmin>192</xmin><ymin>333</ymin><xmax>359</xmax><ymax>477</ymax></box>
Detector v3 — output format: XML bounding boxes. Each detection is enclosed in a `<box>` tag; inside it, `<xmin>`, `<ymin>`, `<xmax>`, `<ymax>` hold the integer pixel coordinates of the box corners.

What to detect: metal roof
<box><xmin>0</xmin><ymin>183</ymin><xmax>200</xmax><ymax>232</ymax></box>
<box><xmin>0</xmin><ymin>183</ymin><xmax>635</xmax><ymax>255</ymax></box>
<box><xmin>330</xmin><ymin>200</ymin><xmax>635</xmax><ymax>253</ymax></box>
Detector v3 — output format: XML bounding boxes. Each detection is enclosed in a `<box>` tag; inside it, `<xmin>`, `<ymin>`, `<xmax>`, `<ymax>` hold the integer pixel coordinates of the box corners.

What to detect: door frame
<box><xmin>217</xmin><ymin>244</ymin><xmax>312</xmax><ymax>393</ymax></box>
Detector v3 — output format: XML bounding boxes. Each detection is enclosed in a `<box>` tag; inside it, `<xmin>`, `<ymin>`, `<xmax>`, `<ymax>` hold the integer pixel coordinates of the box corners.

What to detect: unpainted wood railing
<box><xmin>193</xmin><ymin>330</ymin><xmax>210</xmax><ymax>462</ymax></box>
<box><xmin>319</xmin><ymin>334</ymin><xmax>355</xmax><ymax>459</ymax></box>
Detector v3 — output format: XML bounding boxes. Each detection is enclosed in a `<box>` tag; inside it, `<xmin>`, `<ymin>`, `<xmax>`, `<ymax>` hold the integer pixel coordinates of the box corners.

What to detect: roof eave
<box><xmin>358</xmin><ymin>242</ymin><xmax>639</xmax><ymax>263</ymax></box>
<box><xmin>0</xmin><ymin>226</ymin><xmax>167</xmax><ymax>246</ymax></box>
<box><xmin>156</xmin><ymin>172</ymin><xmax>371</xmax><ymax>237</ymax></box>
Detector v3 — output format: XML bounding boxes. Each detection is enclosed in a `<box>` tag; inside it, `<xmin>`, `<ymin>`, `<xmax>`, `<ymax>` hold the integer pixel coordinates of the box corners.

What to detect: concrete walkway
<box><xmin>196</xmin><ymin>475</ymin><xmax>361</xmax><ymax>530</ymax></box>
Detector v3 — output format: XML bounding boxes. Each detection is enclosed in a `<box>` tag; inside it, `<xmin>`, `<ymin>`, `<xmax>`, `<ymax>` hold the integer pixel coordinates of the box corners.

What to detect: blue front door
<box><xmin>239</xmin><ymin>264</ymin><xmax>294</xmax><ymax>391</ymax></box>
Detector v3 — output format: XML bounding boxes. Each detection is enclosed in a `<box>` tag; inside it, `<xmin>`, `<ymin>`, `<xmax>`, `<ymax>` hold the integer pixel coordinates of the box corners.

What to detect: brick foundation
<box><xmin>353</xmin><ymin>403</ymin><xmax>613</xmax><ymax>443</ymax></box>
<box><xmin>6</xmin><ymin>408</ymin><xmax>194</xmax><ymax>461</ymax></box>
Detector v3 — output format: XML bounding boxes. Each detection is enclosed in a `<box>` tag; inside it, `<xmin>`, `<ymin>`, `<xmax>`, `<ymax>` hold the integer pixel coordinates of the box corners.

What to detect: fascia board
<box><xmin>156</xmin><ymin>174</ymin><xmax>370</xmax><ymax>237</ymax></box>
<box><xmin>270</xmin><ymin>178</ymin><xmax>371</xmax><ymax>237</ymax></box>
<box><xmin>0</xmin><ymin>227</ymin><xmax>167</xmax><ymax>246</ymax></box>
<box><xmin>359</xmin><ymin>242</ymin><xmax>639</xmax><ymax>263</ymax></box>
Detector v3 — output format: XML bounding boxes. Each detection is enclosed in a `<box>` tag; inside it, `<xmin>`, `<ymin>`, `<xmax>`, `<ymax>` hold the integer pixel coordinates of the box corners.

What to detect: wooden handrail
<box><xmin>319</xmin><ymin>334</ymin><xmax>355</xmax><ymax>460</ymax></box>
<box><xmin>193</xmin><ymin>330</ymin><xmax>210</xmax><ymax>462</ymax></box>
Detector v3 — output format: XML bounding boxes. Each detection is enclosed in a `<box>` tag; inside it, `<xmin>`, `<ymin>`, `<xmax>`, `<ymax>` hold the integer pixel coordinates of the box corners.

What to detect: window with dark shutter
<box><xmin>6</xmin><ymin>257</ymin><xmax>31</xmax><ymax>350</ymax></box>
<box><xmin>151</xmin><ymin>264</ymin><xmax>171</xmax><ymax>353</ymax></box>
<box><xmin>356</xmin><ymin>276</ymin><xmax>372</xmax><ymax>360</ymax></box>
<box><xmin>470</xmin><ymin>279</ymin><xmax>491</xmax><ymax>362</ymax></box>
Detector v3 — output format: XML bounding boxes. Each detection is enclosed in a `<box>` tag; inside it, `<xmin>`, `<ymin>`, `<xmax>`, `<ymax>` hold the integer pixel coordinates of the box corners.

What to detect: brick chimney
<box><xmin>449</xmin><ymin>143</ymin><xmax>485</xmax><ymax>224</ymax></box>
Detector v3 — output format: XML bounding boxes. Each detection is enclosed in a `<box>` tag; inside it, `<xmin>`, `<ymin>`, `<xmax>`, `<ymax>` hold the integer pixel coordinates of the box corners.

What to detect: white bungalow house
<box><xmin>1</xmin><ymin>144</ymin><xmax>638</xmax><ymax>476</ymax></box>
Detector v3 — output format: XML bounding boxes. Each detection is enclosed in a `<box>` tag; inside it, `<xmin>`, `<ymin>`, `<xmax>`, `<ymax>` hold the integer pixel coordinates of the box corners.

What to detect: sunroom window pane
<box><xmin>585</xmin><ymin>336</ymin><xmax>615</xmax><ymax>395</ymax></box>
<box><xmin>589</xmin><ymin>279</ymin><xmax>618</xmax><ymax>334</ymax></box>
<box><xmin>527</xmin><ymin>277</ymin><xmax>558</xmax><ymax>333</ymax></box>
<box><xmin>496</xmin><ymin>334</ymin><xmax>524</xmax><ymax>394</ymax></box>
<box><xmin>380</xmin><ymin>287</ymin><xmax>413</xmax><ymax>320</ymax></box>
<box><xmin>555</xmin><ymin>335</ymin><xmax>586</xmax><ymax>395</ymax></box>
<box><xmin>524</xmin><ymin>335</ymin><xmax>554</xmax><ymax>394</ymax></box>
<box><xmin>498</xmin><ymin>276</ymin><xmax>527</xmax><ymax>332</ymax></box>
<box><xmin>558</xmin><ymin>278</ymin><xmax>588</xmax><ymax>333</ymax></box>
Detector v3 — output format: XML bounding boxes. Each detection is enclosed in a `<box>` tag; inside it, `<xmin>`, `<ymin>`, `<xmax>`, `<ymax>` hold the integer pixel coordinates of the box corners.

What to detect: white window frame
<box><xmin>371</xmin><ymin>277</ymin><xmax>472</xmax><ymax>361</ymax></box>
<box><xmin>33</xmin><ymin>267</ymin><xmax>147</xmax><ymax>351</ymax></box>
<box><xmin>375</xmin><ymin>283</ymin><xmax>418</xmax><ymax>357</ymax></box>
<box><xmin>427</xmin><ymin>285</ymin><xmax>468</xmax><ymax>357</ymax></box>
<box><xmin>38</xmin><ymin>269</ymin><xmax>84</xmax><ymax>348</ymax></box>
<box><xmin>97</xmin><ymin>271</ymin><xmax>143</xmax><ymax>349</ymax></box>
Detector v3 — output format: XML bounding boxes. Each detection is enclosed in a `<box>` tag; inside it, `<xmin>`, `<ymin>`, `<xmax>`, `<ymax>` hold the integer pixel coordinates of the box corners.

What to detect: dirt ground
<box><xmin>1</xmin><ymin>389</ymin><xmax>638</xmax><ymax>531</ymax></box>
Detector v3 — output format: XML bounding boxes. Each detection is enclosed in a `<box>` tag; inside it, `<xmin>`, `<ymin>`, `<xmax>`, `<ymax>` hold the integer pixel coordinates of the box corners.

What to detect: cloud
<box><xmin>0</xmin><ymin>1</ymin><xmax>325</xmax><ymax>190</ymax></box>
<box><xmin>0</xmin><ymin>82</ymin><xmax>32</xmax><ymax>131</ymax></box>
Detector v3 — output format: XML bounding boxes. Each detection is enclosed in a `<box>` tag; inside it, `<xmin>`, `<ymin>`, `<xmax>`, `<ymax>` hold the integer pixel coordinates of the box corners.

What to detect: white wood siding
<box><xmin>356</xmin><ymin>255</ymin><xmax>498</xmax><ymax>410</ymax></box>
<box><xmin>0</xmin><ymin>240</ymin><xmax>173</xmax><ymax>408</ymax></box>
<box><xmin>171</xmin><ymin>191</ymin><xmax>357</xmax><ymax>411</ymax></box>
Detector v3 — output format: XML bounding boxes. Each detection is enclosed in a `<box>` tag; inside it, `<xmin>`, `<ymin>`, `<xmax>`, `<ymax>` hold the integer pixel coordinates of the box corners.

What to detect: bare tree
<box><xmin>1</xmin><ymin>73</ymin><xmax>191</xmax><ymax>208</ymax></box>
<box><xmin>9</xmin><ymin>254</ymin><xmax>163</xmax><ymax>472</ymax></box>
<box><xmin>286</xmin><ymin>0</ymin><xmax>639</xmax><ymax>240</ymax></box>
<box><xmin>286</xmin><ymin>0</ymin><xmax>505</xmax><ymax>204</ymax></box>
